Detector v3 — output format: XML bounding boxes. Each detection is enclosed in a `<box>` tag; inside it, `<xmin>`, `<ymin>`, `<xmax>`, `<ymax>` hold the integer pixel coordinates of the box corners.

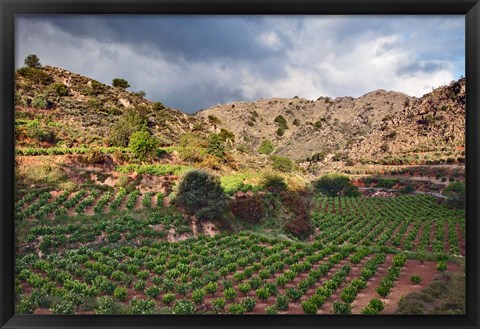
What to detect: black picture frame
<box><xmin>1</xmin><ymin>1</ymin><xmax>479</xmax><ymax>328</ymax></box>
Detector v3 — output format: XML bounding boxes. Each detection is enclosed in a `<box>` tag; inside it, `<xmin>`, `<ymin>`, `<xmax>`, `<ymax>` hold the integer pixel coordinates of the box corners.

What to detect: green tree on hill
<box><xmin>24</xmin><ymin>54</ymin><xmax>41</xmax><ymax>68</ymax></box>
<box><xmin>112</xmin><ymin>78</ymin><xmax>130</xmax><ymax>89</ymax></box>
<box><xmin>128</xmin><ymin>130</ymin><xmax>159</xmax><ymax>160</ymax></box>
<box><xmin>108</xmin><ymin>107</ymin><xmax>147</xmax><ymax>147</ymax></box>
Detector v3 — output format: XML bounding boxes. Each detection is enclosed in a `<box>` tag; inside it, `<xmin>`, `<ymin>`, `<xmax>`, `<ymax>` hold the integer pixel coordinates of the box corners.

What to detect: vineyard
<box><xmin>15</xmin><ymin>191</ymin><xmax>465</xmax><ymax>315</ymax></box>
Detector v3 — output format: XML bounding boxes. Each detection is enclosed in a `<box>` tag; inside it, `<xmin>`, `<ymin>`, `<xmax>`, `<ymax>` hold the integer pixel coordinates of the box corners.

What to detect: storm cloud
<box><xmin>15</xmin><ymin>15</ymin><xmax>464</xmax><ymax>113</ymax></box>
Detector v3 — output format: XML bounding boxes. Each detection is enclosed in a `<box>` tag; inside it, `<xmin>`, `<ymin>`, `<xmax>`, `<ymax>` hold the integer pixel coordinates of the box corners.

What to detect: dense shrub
<box><xmin>314</xmin><ymin>173</ymin><xmax>358</xmax><ymax>197</ymax></box>
<box><xmin>230</xmin><ymin>194</ymin><xmax>265</xmax><ymax>223</ymax></box>
<box><xmin>258</xmin><ymin>140</ymin><xmax>275</xmax><ymax>154</ymax></box>
<box><xmin>50</xmin><ymin>82</ymin><xmax>69</xmax><ymax>96</ymax></box>
<box><xmin>274</xmin><ymin>115</ymin><xmax>288</xmax><ymax>129</ymax></box>
<box><xmin>280</xmin><ymin>189</ymin><xmax>314</xmax><ymax>240</ymax></box>
<box><xmin>443</xmin><ymin>181</ymin><xmax>465</xmax><ymax>209</ymax></box>
<box><xmin>261</xmin><ymin>173</ymin><xmax>288</xmax><ymax>193</ymax></box>
<box><xmin>109</xmin><ymin>107</ymin><xmax>148</xmax><ymax>147</ymax></box>
<box><xmin>207</xmin><ymin>133</ymin><xmax>225</xmax><ymax>159</ymax></box>
<box><xmin>112</xmin><ymin>78</ymin><xmax>130</xmax><ymax>89</ymax></box>
<box><xmin>128</xmin><ymin>130</ymin><xmax>159</xmax><ymax>160</ymax></box>
<box><xmin>284</xmin><ymin>212</ymin><xmax>314</xmax><ymax>240</ymax></box>
<box><xmin>174</xmin><ymin>170</ymin><xmax>228</xmax><ymax>222</ymax></box>
<box><xmin>129</xmin><ymin>298</ymin><xmax>156</xmax><ymax>314</ymax></box>
<box><xmin>95</xmin><ymin>296</ymin><xmax>116</xmax><ymax>314</ymax></box>
<box><xmin>24</xmin><ymin>54</ymin><xmax>42</xmax><ymax>68</ymax></box>
<box><xmin>16</xmin><ymin>67</ymin><xmax>53</xmax><ymax>85</ymax></box>
<box><xmin>270</xmin><ymin>156</ymin><xmax>294</xmax><ymax>173</ymax></box>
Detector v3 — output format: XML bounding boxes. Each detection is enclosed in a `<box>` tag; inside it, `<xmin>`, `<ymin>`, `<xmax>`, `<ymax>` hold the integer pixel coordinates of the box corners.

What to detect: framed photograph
<box><xmin>1</xmin><ymin>1</ymin><xmax>479</xmax><ymax>329</ymax></box>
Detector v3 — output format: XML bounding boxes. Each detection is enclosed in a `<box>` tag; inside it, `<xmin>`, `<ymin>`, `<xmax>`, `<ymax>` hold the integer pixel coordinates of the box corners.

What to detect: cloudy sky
<box><xmin>16</xmin><ymin>15</ymin><xmax>464</xmax><ymax>113</ymax></box>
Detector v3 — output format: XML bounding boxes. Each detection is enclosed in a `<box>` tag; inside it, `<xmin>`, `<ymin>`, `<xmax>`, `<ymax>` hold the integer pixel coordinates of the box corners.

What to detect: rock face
<box><xmin>196</xmin><ymin>79</ymin><xmax>465</xmax><ymax>165</ymax></box>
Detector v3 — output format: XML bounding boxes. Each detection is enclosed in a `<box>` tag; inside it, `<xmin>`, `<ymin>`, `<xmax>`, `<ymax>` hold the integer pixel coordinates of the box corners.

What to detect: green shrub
<box><xmin>270</xmin><ymin>156</ymin><xmax>294</xmax><ymax>173</ymax></box>
<box><xmin>205</xmin><ymin>282</ymin><xmax>218</xmax><ymax>296</ymax></box>
<box><xmin>145</xmin><ymin>286</ymin><xmax>160</xmax><ymax>299</ymax></box>
<box><xmin>162</xmin><ymin>292</ymin><xmax>175</xmax><ymax>305</ymax></box>
<box><xmin>113</xmin><ymin>287</ymin><xmax>127</xmax><ymax>301</ymax></box>
<box><xmin>207</xmin><ymin>133</ymin><xmax>226</xmax><ymax>159</ymax></box>
<box><xmin>258</xmin><ymin>140</ymin><xmax>275</xmax><ymax>154</ymax></box>
<box><xmin>112</xmin><ymin>78</ymin><xmax>130</xmax><ymax>89</ymax></box>
<box><xmin>95</xmin><ymin>296</ymin><xmax>116</xmax><ymax>314</ymax></box>
<box><xmin>241</xmin><ymin>297</ymin><xmax>256</xmax><ymax>312</ymax></box>
<box><xmin>314</xmin><ymin>173</ymin><xmax>357</xmax><ymax>197</ymax></box>
<box><xmin>109</xmin><ymin>107</ymin><xmax>148</xmax><ymax>147</ymax></box>
<box><xmin>32</xmin><ymin>94</ymin><xmax>48</xmax><ymax>109</ymax></box>
<box><xmin>128</xmin><ymin>130</ymin><xmax>159</xmax><ymax>160</ymax></box>
<box><xmin>51</xmin><ymin>301</ymin><xmax>76</xmax><ymax>314</ymax></box>
<box><xmin>171</xmin><ymin>299</ymin><xmax>194</xmax><ymax>315</ymax></box>
<box><xmin>16</xmin><ymin>67</ymin><xmax>53</xmax><ymax>85</ymax></box>
<box><xmin>228</xmin><ymin>303</ymin><xmax>245</xmax><ymax>314</ymax></box>
<box><xmin>436</xmin><ymin>261</ymin><xmax>447</xmax><ymax>272</ymax></box>
<box><xmin>129</xmin><ymin>298</ymin><xmax>156</xmax><ymax>314</ymax></box>
<box><xmin>224</xmin><ymin>287</ymin><xmax>237</xmax><ymax>301</ymax></box>
<box><xmin>238</xmin><ymin>283</ymin><xmax>251</xmax><ymax>295</ymax></box>
<box><xmin>276</xmin><ymin>127</ymin><xmax>285</xmax><ymax>136</ymax></box>
<box><xmin>443</xmin><ymin>181</ymin><xmax>465</xmax><ymax>209</ymax></box>
<box><xmin>411</xmin><ymin>275</ymin><xmax>422</xmax><ymax>284</ymax></box>
<box><xmin>50</xmin><ymin>82</ymin><xmax>69</xmax><ymax>96</ymax></box>
<box><xmin>174</xmin><ymin>170</ymin><xmax>228</xmax><ymax>222</ymax></box>
<box><xmin>275</xmin><ymin>294</ymin><xmax>290</xmax><ymax>311</ymax></box>
<box><xmin>301</xmin><ymin>300</ymin><xmax>317</xmax><ymax>314</ymax></box>
<box><xmin>265</xmin><ymin>305</ymin><xmax>277</xmax><ymax>314</ymax></box>
<box><xmin>261</xmin><ymin>173</ymin><xmax>287</xmax><ymax>193</ymax></box>
<box><xmin>191</xmin><ymin>289</ymin><xmax>205</xmax><ymax>304</ymax></box>
<box><xmin>255</xmin><ymin>287</ymin><xmax>269</xmax><ymax>301</ymax></box>
<box><xmin>24</xmin><ymin>54</ymin><xmax>41</xmax><ymax>68</ymax></box>
<box><xmin>332</xmin><ymin>301</ymin><xmax>351</xmax><ymax>314</ymax></box>
<box><xmin>212</xmin><ymin>298</ymin><xmax>226</xmax><ymax>312</ymax></box>
<box><xmin>274</xmin><ymin>115</ymin><xmax>288</xmax><ymax>129</ymax></box>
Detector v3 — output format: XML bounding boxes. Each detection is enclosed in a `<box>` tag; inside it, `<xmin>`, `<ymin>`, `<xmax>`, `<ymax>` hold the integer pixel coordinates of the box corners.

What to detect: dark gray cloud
<box><xmin>15</xmin><ymin>15</ymin><xmax>465</xmax><ymax>113</ymax></box>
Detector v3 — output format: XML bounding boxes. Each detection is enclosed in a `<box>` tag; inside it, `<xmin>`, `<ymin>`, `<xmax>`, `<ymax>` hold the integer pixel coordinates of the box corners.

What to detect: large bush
<box><xmin>281</xmin><ymin>189</ymin><xmax>314</xmax><ymax>240</ymax></box>
<box><xmin>271</xmin><ymin>156</ymin><xmax>294</xmax><ymax>173</ymax></box>
<box><xmin>258</xmin><ymin>140</ymin><xmax>275</xmax><ymax>155</ymax></box>
<box><xmin>261</xmin><ymin>173</ymin><xmax>288</xmax><ymax>193</ymax></box>
<box><xmin>174</xmin><ymin>170</ymin><xmax>228</xmax><ymax>221</ymax></box>
<box><xmin>230</xmin><ymin>194</ymin><xmax>265</xmax><ymax>223</ymax></box>
<box><xmin>443</xmin><ymin>181</ymin><xmax>465</xmax><ymax>209</ymax></box>
<box><xmin>314</xmin><ymin>173</ymin><xmax>359</xmax><ymax>197</ymax></box>
<box><xmin>128</xmin><ymin>130</ymin><xmax>159</xmax><ymax>160</ymax></box>
<box><xmin>108</xmin><ymin>107</ymin><xmax>148</xmax><ymax>147</ymax></box>
<box><xmin>112</xmin><ymin>78</ymin><xmax>130</xmax><ymax>89</ymax></box>
<box><xmin>24</xmin><ymin>54</ymin><xmax>41</xmax><ymax>68</ymax></box>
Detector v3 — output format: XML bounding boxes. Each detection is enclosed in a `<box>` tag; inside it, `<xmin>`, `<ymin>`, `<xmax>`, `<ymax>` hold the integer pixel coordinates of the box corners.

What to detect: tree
<box><xmin>112</xmin><ymin>78</ymin><xmax>130</xmax><ymax>89</ymax></box>
<box><xmin>314</xmin><ymin>173</ymin><xmax>358</xmax><ymax>197</ymax></box>
<box><xmin>108</xmin><ymin>107</ymin><xmax>147</xmax><ymax>147</ymax></box>
<box><xmin>24</xmin><ymin>54</ymin><xmax>41</xmax><ymax>68</ymax></box>
<box><xmin>128</xmin><ymin>130</ymin><xmax>159</xmax><ymax>160</ymax></box>
<box><xmin>207</xmin><ymin>133</ymin><xmax>225</xmax><ymax>159</ymax></box>
<box><xmin>443</xmin><ymin>181</ymin><xmax>465</xmax><ymax>209</ymax></box>
<box><xmin>174</xmin><ymin>170</ymin><xmax>228</xmax><ymax>222</ymax></box>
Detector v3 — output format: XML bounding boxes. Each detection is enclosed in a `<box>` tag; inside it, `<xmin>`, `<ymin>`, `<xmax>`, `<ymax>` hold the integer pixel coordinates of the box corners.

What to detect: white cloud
<box><xmin>257</xmin><ymin>31</ymin><xmax>282</xmax><ymax>50</ymax></box>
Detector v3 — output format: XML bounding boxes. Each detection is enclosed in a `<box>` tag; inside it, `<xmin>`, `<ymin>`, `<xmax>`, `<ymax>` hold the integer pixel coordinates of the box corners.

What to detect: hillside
<box><xmin>197</xmin><ymin>79</ymin><xmax>465</xmax><ymax>169</ymax></box>
<box><xmin>15</xmin><ymin>65</ymin><xmax>214</xmax><ymax>148</ymax></box>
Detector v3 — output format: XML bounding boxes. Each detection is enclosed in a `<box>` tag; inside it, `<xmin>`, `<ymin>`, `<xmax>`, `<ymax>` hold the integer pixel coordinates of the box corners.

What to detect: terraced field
<box><xmin>15</xmin><ymin>192</ymin><xmax>464</xmax><ymax>315</ymax></box>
